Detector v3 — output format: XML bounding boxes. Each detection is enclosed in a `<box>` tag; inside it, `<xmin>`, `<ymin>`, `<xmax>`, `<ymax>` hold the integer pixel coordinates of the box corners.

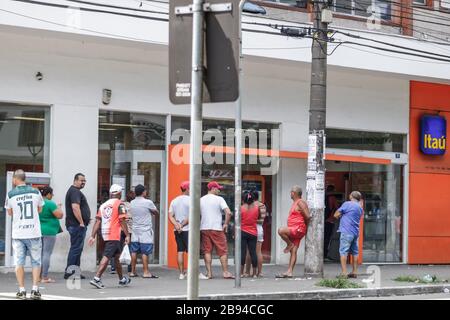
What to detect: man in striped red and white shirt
<box><xmin>88</xmin><ymin>184</ymin><xmax>131</xmax><ymax>289</ymax></box>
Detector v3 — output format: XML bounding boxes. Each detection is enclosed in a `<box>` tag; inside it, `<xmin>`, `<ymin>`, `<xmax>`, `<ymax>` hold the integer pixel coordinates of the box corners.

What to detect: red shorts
<box><xmin>201</xmin><ymin>230</ymin><xmax>228</xmax><ymax>257</ymax></box>
<box><xmin>289</xmin><ymin>227</ymin><xmax>306</xmax><ymax>247</ymax></box>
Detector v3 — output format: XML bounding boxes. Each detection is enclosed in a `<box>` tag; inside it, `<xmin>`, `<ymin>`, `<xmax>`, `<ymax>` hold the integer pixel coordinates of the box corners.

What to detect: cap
<box><xmin>110</xmin><ymin>184</ymin><xmax>123</xmax><ymax>194</ymax></box>
<box><xmin>207</xmin><ymin>181</ymin><xmax>223</xmax><ymax>190</ymax></box>
<box><xmin>180</xmin><ymin>181</ymin><xmax>190</xmax><ymax>190</ymax></box>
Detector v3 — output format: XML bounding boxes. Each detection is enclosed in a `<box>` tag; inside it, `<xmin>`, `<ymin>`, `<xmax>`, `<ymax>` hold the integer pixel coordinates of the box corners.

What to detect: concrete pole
<box><xmin>234</xmin><ymin>0</ymin><xmax>245</xmax><ymax>289</ymax></box>
<box><xmin>304</xmin><ymin>0</ymin><xmax>329</xmax><ymax>278</ymax></box>
<box><xmin>187</xmin><ymin>0</ymin><xmax>205</xmax><ymax>300</ymax></box>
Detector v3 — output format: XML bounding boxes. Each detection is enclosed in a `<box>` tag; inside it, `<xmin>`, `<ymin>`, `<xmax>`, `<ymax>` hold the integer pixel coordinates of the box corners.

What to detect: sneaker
<box><xmin>90</xmin><ymin>278</ymin><xmax>105</xmax><ymax>289</ymax></box>
<box><xmin>30</xmin><ymin>290</ymin><xmax>41</xmax><ymax>300</ymax></box>
<box><xmin>119</xmin><ymin>277</ymin><xmax>131</xmax><ymax>287</ymax></box>
<box><xmin>199</xmin><ymin>273</ymin><xmax>209</xmax><ymax>280</ymax></box>
<box><xmin>179</xmin><ymin>273</ymin><xmax>186</xmax><ymax>280</ymax></box>
<box><xmin>16</xmin><ymin>291</ymin><xmax>27</xmax><ymax>300</ymax></box>
<box><xmin>109</xmin><ymin>268</ymin><xmax>116</xmax><ymax>274</ymax></box>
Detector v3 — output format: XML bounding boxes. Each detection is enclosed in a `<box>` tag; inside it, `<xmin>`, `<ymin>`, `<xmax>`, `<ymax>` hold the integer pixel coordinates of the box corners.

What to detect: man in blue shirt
<box><xmin>334</xmin><ymin>191</ymin><xmax>363</xmax><ymax>278</ymax></box>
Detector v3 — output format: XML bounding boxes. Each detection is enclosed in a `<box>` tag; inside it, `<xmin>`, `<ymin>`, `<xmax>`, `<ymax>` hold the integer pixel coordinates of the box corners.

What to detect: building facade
<box><xmin>0</xmin><ymin>0</ymin><xmax>448</xmax><ymax>271</ymax></box>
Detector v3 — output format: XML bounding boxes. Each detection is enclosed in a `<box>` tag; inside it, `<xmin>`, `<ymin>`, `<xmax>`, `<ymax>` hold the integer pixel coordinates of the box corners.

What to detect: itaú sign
<box><xmin>420</xmin><ymin>115</ymin><xmax>446</xmax><ymax>155</ymax></box>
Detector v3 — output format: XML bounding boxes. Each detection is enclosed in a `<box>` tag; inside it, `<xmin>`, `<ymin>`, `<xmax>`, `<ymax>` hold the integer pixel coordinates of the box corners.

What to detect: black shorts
<box><xmin>103</xmin><ymin>241</ymin><xmax>122</xmax><ymax>259</ymax></box>
<box><xmin>175</xmin><ymin>231</ymin><xmax>189</xmax><ymax>253</ymax></box>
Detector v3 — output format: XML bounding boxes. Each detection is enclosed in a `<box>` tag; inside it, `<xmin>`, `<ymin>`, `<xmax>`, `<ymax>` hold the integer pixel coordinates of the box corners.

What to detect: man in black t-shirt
<box><xmin>64</xmin><ymin>173</ymin><xmax>91</xmax><ymax>279</ymax></box>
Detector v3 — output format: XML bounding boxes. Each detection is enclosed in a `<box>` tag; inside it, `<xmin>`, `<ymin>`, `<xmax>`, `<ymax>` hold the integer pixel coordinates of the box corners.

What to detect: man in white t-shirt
<box><xmin>4</xmin><ymin>170</ymin><xmax>44</xmax><ymax>300</ymax></box>
<box><xmin>200</xmin><ymin>181</ymin><xmax>234</xmax><ymax>279</ymax></box>
<box><xmin>129</xmin><ymin>184</ymin><xmax>159</xmax><ymax>278</ymax></box>
<box><xmin>168</xmin><ymin>181</ymin><xmax>190</xmax><ymax>280</ymax></box>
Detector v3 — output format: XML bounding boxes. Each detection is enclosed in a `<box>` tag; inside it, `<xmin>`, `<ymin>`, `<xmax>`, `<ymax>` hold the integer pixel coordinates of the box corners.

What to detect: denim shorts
<box><xmin>130</xmin><ymin>242</ymin><xmax>153</xmax><ymax>256</ymax></box>
<box><xmin>13</xmin><ymin>238</ymin><xmax>42</xmax><ymax>268</ymax></box>
<box><xmin>339</xmin><ymin>233</ymin><xmax>359</xmax><ymax>256</ymax></box>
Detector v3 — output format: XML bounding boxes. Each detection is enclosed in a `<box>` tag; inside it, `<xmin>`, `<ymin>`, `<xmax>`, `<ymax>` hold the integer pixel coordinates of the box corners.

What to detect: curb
<box><xmin>112</xmin><ymin>284</ymin><xmax>450</xmax><ymax>300</ymax></box>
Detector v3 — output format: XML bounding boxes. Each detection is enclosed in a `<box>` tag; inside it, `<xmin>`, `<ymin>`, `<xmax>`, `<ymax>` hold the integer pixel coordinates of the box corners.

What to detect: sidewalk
<box><xmin>1</xmin><ymin>264</ymin><xmax>449</xmax><ymax>300</ymax></box>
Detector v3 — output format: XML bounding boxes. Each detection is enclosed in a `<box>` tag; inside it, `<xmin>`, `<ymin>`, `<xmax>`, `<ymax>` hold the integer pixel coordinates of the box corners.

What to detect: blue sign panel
<box><xmin>420</xmin><ymin>115</ymin><xmax>446</xmax><ymax>155</ymax></box>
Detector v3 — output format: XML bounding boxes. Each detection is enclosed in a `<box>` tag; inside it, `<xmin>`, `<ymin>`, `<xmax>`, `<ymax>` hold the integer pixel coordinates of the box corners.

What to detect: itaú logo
<box><xmin>420</xmin><ymin>115</ymin><xmax>446</xmax><ymax>155</ymax></box>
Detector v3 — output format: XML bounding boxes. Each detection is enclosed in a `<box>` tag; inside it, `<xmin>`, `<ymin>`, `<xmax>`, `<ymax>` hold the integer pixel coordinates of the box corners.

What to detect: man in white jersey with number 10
<box><xmin>4</xmin><ymin>170</ymin><xmax>45</xmax><ymax>300</ymax></box>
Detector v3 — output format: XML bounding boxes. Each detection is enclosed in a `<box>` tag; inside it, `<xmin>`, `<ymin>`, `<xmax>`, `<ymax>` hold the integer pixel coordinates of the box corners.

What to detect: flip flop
<box><xmin>348</xmin><ymin>273</ymin><xmax>358</xmax><ymax>279</ymax></box>
<box><xmin>129</xmin><ymin>273</ymin><xmax>139</xmax><ymax>278</ymax></box>
<box><xmin>41</xmin><ymin>278</ymin><xmax>56</xmax><ymax>283</ymax></box>
<box><xmin>142</xmin><ymin>274</ymin><xmax>159</xmax><ymax>279</ymax></box>
<box><xmin>275</xmin><ymin>273</ymin><xmax>293</xmax><ymax>278</ymax></box>
<box><xmin>223</xmin><ymin>273</ymin><xmax>235</xmax><ymax>279</ymax></box>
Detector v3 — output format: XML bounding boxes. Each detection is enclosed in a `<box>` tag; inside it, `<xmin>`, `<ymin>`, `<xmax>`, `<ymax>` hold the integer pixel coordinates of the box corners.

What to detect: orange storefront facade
<box><xmin>409</xmin><ymin>81</ymin><xmax>450</xmax><ymax>264</ymax></box>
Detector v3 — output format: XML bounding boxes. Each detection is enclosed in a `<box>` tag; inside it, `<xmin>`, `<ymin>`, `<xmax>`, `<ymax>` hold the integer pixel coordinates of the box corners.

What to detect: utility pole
<box><xmin>187</xmin><ymin>0</ymin><xmax>205</xmax><ymax>300</ymax></box>
<box><xmin>234</xmin><ymin>0</ymin><xmax>245</xmax><ymax>289</ymax></box>
<box><xmin>304</xmin><ymin>0</ymin><xmax>331</xmax><ymax>278</ymax></box>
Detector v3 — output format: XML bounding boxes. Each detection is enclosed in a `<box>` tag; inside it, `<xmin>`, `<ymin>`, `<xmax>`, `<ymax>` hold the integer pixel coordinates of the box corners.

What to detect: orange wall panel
<box><xmin>408</xmin><ymin>237</ymin><xmax>450</xmax><ymax>264</ymax></box>
<box><xmin>409</xmin><ymin>173</ymin><xmax>450</xmax><ymax>237</ymax></box>
<box><xmin>167</xmin><ymin>144</ymin><xmax>190</xmax><ymax>269</ymax></box>
<box><xmin>409</xmin><ymin>81</ymin><xmax>450</xmax><ymax>264</ymax></box>
<box><xmin>410</xmin><ymin>81</ymin><xmax>450</xmax><ymax>111</ymax></box>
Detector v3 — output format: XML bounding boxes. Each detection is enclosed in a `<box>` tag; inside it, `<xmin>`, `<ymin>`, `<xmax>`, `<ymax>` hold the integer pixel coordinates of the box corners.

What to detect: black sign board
<box><xmin>169</xmin><ymin>0</ymin><xmax>239</xmax><ymax>104</ymax></box>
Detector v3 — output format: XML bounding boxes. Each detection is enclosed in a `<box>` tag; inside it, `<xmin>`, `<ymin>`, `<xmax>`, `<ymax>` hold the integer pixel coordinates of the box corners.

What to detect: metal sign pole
<box><xmin>187</xmin><ymin>0</ymin><xmax>205</xmax><ymax>300</ymax></box>
<box><xmin>234</xmin><ymin>0</ymin><xmax>245</xmax><ymax>289</ymax></box>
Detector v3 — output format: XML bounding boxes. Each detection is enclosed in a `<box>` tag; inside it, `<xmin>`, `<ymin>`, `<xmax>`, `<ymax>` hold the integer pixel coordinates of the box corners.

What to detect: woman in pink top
<box><xmin>240</xmin><ymin>190</ymin><xmax>266</xmax><ymax>278</ymax></box>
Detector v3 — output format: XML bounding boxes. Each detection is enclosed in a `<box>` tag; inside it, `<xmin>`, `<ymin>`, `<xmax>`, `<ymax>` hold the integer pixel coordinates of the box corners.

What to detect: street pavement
<box><xmin>0</xmin><ymin>263</ymin><xmax>449</xmax><ymax>300</ymax></box>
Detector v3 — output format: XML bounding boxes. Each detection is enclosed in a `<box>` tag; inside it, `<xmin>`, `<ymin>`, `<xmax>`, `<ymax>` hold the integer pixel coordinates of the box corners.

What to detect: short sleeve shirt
<box><xmin>169</xmin><ymin>195</ymin><xmax>190</xmax><ymax>231</ymax></box>
<box><xmin>39</xmin><ymin>199</ymin><xmax>61</xmax><ymax>236</ymax></box>
<box><xmin>200</xmin><ymin>194</ymin><xmax>229</xmax><ymax>231</ymax></box>
<box><xmin>337</xmin><ymin>201</ymin><xmax>363</xmax><ymax>237</ymax></box>
<box><xmin>5</xmin><ymin>185</ymin><xmax>45</xmax><ymax>239</ymax></box>
<box><xmin>130</xmin><ymin>197</ymin><xmax>157</xmax><ymax>233</ymax></box>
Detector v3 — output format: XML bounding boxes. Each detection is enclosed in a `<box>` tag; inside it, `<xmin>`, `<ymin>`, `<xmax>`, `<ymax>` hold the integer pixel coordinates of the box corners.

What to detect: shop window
<box><xmin>171</xmin><ymin>116</ymin><xmax>279</xmax><ymax>150</ymax></box>
<box><xmin>201</xmin><ymin>161</ymin><xmax>273</xmax><ymax>262</ymax></box>
<box><xmin>0</xmin><ymin>103</ymin><xmax>50</xmax><ymax>266</ymax></box>
<box><xmin>326</xmin><ymin>128</ymin><xmax>406</xmax><ymax>153</ymax></box>
<box><xmin>325</xmin><ymin>161</ymin><xmax>404</xmax><ymax>263</ymax></box>
<box><xmin>98</xmin><ymin>111</ymin><xmax>166</xmax><ymax>264</ymax></box>
<box><xmin>333</xmin><ymin>0</ymin><xmax>392</xmax><ymax>20</ymax></box>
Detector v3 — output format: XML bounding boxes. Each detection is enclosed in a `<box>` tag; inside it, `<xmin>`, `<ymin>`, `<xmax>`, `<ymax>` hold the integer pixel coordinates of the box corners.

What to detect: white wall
<box><xmin>49</xmin><ymin>104</ymin><xmax>99</xmax><ymax>272</ymax></box>
<box><xmin>0</xmin><ymin>28</ymin><xmax>411</xmax><ymax>270</ymax></box>
<box><xmin>277</xmin><ymin>158</ymin><xmax>307</xmax><ymax>265</ymax></box>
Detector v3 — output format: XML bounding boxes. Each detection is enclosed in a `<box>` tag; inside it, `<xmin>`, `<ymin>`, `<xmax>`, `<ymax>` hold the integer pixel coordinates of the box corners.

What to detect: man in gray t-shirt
<box><xmin>129</xmin><ymin>185</ymin><xmax>159</xmax><ymax>278</ymax></box>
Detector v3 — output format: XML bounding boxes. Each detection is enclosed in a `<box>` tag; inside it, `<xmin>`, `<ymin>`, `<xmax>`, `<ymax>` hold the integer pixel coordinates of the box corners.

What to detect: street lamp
<box><xmin>234</xmin><ymin>0</ymin><xmax>266</xmax><ymax>289</ymax></box>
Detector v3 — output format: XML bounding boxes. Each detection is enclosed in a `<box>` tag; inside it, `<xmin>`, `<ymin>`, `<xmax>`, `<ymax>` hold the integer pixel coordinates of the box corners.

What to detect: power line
<box><xmin>0</xmin><ymin>7</ymin><xmax>167</xmax><ymax>44</ymax></box>
<box><xmin>333</xmin><ymin>30</ymin><xmax>450</xmax><ymax>59</ymax></box>
<box><xmin>64</xmin><ymin>0</ymin><xmax>168</xmax><ymax>15</ymax></box>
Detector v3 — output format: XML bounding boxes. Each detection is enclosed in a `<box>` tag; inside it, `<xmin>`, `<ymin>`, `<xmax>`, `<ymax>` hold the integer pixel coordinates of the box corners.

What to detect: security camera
<box><xmin>36</xmin><ymin>72</ymin><xmax>43</xmax><ymax>81</ymax></box>
<box><xmin>102</xmin><ymin>89</ymin><xmax>112</xmax><ymax>105</ymax></box>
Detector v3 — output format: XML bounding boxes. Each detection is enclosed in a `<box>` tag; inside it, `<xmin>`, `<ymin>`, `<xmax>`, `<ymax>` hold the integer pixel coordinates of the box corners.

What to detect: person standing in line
<box><xmin>5</xmin><ymin>170</ymin><xmax>45</xmax><ymax>299</ymax></box>
<box><xmin>64</xmin><ymin>173</ymin><xmax>91</xmax><ymax>279</ymax></box>
<box><xmin>334</xmin><ymin>191</ymin><xmax>364</xmax><ymax>279</ymax></box>
<box><xmin>39</xmin><ymin>186</ymin><xmax>63</xmax><ymax>283</ymax></box>
<box><xmin>168</xmin><ymin>181</ymin><xmax>190</xmax><ymax>280</ymax></box>
<box><xmin>110</xmin><ymin>190</ymin><xmax>134</xmax><ymax>274</ymax></box>
<box><xmin>129</xmin><ymin>184</ymin><xmax>159</xmax><ymax>278</ymax></box>
<box><xmin>244</xmin><ymin>190</ymin><xmax>267</xmax><ymax>278</ymax></box>
<box><xmin>276</xmin><ymin>185</ymin><xmax>310</xmax><ymax>278</ymax></box>
<box><xmin>200</xmin><ymin>181</ymin><xmax>234</xmax><ymax>279</ymax></box>
<box><xmin>88</xmin><ymin>184</ymin><xmax>131</xmax><ymax>289</ymax></box>
<box><xmin>324</xmin><ymin>185</ymin><xmax>338</xmax><ymax>260</ymax></box>
<box><xmin>240</xmin><ymin>190</ymin><xmax>266</xmax><ymax>278</ymax></box>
